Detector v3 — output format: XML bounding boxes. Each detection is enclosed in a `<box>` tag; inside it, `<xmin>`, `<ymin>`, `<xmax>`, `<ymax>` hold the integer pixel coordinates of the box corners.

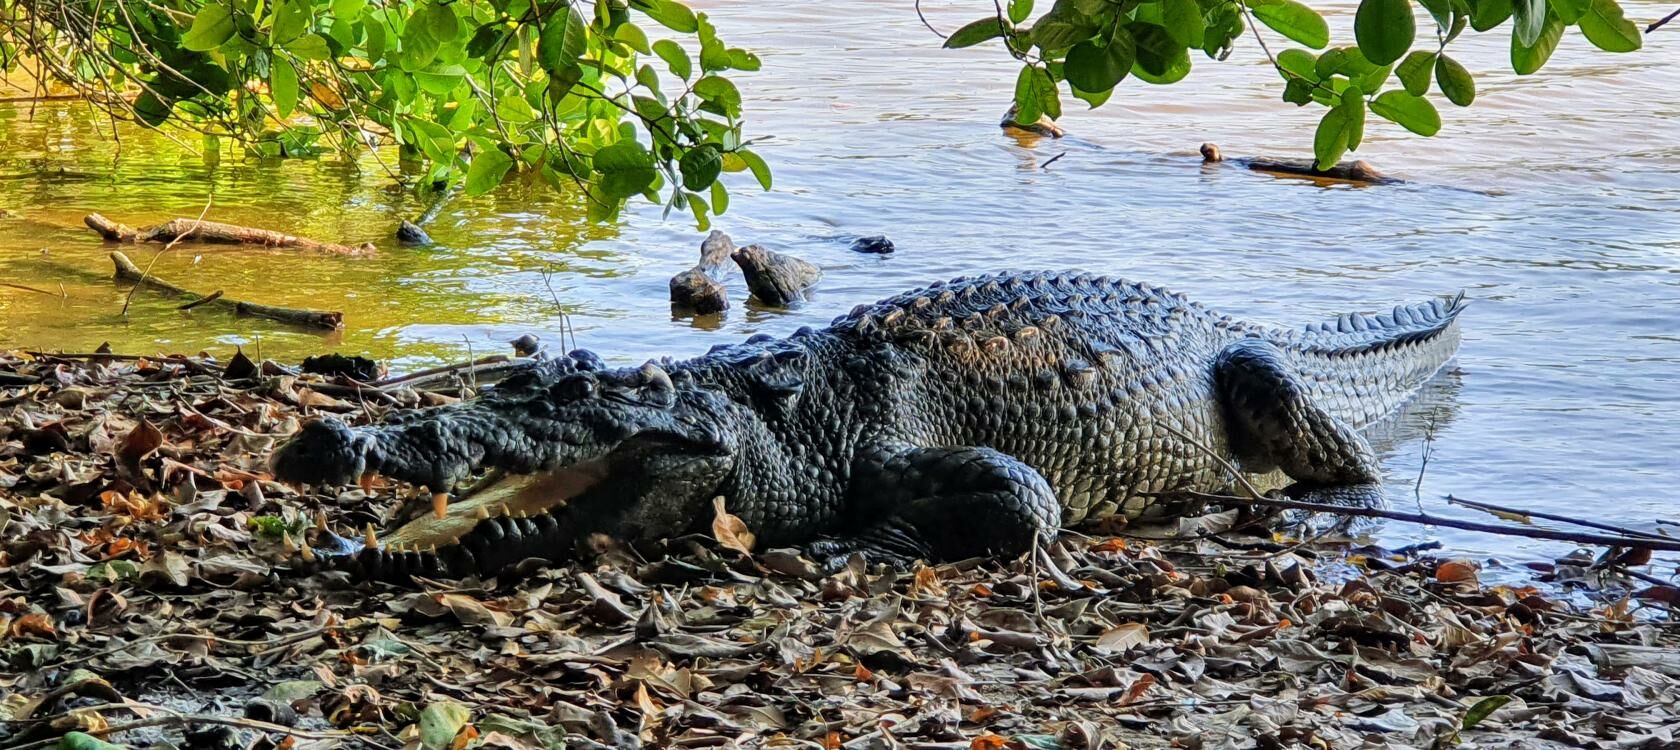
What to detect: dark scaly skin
<box><xmin>271</xmin><ymin>271</ymin><xmax>1467</xmax><ymax>582</ymax></box>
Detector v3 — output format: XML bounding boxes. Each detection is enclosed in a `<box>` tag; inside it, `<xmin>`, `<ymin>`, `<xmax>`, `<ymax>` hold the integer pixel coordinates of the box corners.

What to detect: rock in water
<box><xmin>732</xmin><ymin>244</ymin><xmax>822</xmax><ymax>307</ymax></box>
<box><xmin>849</xmin><ymin>235</ymin><xmax>895</xmax><ymax>254</ymax></box>
<box><xmin>396</xmin><ymin>220</ymin><xmax>432</xmax><ymax>246</ymax></box>
<box><xmin>670</xmin><ymin>230</ymin><xmax>734</xmax><ymax>314</ymax></box>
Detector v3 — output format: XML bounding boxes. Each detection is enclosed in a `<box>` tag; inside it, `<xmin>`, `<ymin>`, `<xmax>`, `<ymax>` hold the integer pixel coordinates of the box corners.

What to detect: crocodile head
<box><xmin>271</xmin><ymin>350</ymin><xmax>739</xmax><ymax>582</ymax></box>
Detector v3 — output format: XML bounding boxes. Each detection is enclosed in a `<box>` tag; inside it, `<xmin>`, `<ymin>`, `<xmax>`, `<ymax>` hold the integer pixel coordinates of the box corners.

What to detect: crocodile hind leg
<box><xmin>1215</xmin><ymin>339</ymin><xmax>1387</xmax><ymax>515</ymax></box>
<box><xmin>805</xmin><ymin>446</ymin><xmax>1060</xmax><ymax>572</ymax></box>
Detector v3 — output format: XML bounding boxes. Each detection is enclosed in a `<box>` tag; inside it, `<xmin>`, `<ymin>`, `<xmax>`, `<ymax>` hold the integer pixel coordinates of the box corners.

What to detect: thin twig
<box><xmin>2</xmin><ymin>282</ymin><xmax>59</xmax><ymax>296</ymax></box>
<box><xmin>1187</xmin><ymin>490</ymin><xmax>1680</xmax><ymax>552</ymax></box>
<box><xmin>121</xmin><ymin>195</ymin><xmax>212</xmax><ymax>317</ymax></box>
<box><xmin>177</xmin><ymin>290</ymin><xmax>224</xmax><ymax>310</ymax></box>
<box><xmin>5</xmin><ymin>706</ymin><xmax>387</xmax><ymax>750</ymax></box>
<box><xmin>1040</xmin><ymin>152</ymin><xmax>1067</xmax><ymax>169</ymax></box>
<box><xmin>1648</xmin><ymin>6</ymin><xmax>1680</xmax><ymax>32</ymax></box>
<box><xmin>914</xmin><ymin>0</ymin><xmax>948</xmax><ymax>38</ymax></box>
<box><xmin>1446</xmin><ymin>494</ymin><xmax>1669</xmax><ymax>541</ymax></box>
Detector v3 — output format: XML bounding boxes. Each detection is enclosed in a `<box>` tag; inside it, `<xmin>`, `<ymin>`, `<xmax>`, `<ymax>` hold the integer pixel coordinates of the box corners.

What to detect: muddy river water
<box><xmin>2</xmin><ymin>0</ymin><xmax>1677</xmax><ymax>561</ymax></box>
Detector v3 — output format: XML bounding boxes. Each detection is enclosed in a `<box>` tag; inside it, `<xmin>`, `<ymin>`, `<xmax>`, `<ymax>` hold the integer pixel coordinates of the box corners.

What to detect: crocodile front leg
<box><xmin>1215</xmin><ymin>339</ymin><xmax>1386</xmax><ymax>515</ymax></box>
<box><xmin>806</xmin><ymin>446</ymin><xmax>1060</xmax><ymax>572</ymax></box>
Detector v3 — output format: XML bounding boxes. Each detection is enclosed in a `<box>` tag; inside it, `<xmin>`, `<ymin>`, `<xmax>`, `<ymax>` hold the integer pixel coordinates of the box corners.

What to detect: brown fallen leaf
<box><xmin>1094</xmin><ymin>622</ymin><xmax>1150</xmax><ymax>654</ymax></box>
<box><xmin>432</xmin><ymin>593</ymin><xmax>512</xmax><ymax>628</ymax></box>
<box><xmin>711</xmin><ymin>496</ymin><xmax>755</xmax><ymax>555</ymax></box>
<box><xmin>116</xmin><ymin>418</ymin><xmax>164</xmax><ymax>485</ymax></box>
<box><xmin>1436</xmin><ymin>559</ymin><xmax>1480</xmax><ymax>585</ymax></box>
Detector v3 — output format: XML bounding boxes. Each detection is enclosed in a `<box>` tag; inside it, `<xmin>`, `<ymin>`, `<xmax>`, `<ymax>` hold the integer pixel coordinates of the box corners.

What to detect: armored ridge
<box><xmin>271</xmin><ymin>271</ymin><xmax>1467</xmax><ymax>583</ymax></box>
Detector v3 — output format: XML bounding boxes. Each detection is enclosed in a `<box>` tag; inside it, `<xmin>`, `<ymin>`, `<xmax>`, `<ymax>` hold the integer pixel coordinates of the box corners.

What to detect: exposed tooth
<box><xmin>282</xmin><ymin>532</ymin><xmax>298</xmax><ymax>553</ymax></box>
<box><xmin>301</xmin><ymin>544</ymin><xmax>317</xmax><ymax>563</ymax></box>
<box><xmin>315</xmin><ymin>511</ymin><xmax>329</xmax><ymax>532</ymax></box>
<box><xmin>514</xmin><ymin>510</ymin><xmax>527</xmax><ymax>519</ymax></box>
<box><xmin>364</xmin><ymin>523</ymin><xmax>378</xmax><ymax>550</ymax></box>
<box><xmin>473</xmin><ymin>506</ymin><xmax>490</xmax><ymax>520</ymax></box>
<box><xmin>498</xmin><ymin>504</ymin><xmax>511</xmax><ymax>518</ymax></box>
<box><xmin>425</xmin><ymin>545</ymin><xmax>437</xmax><ymax>555</ymax></box>
<box><xmin>359</xmin><ymin>472</ymin><xmax>376</xmax><ymax>492</ymax></box>
<box><xmin>432</xmin><ymin>493</ymin><xmax>449</xmax><ymax>520</ymax></box>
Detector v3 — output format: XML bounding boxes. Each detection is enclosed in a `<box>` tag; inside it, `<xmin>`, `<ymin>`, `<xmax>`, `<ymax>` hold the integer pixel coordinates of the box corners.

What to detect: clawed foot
<box><xmin>804</xmin><ymin>521</ymin><xmax>932</xmax><ymax>575</ymax></box>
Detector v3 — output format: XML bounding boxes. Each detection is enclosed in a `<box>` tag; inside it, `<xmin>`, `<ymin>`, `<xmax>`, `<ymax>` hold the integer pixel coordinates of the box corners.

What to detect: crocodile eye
<box><xmin>552</xmin><ymin>373</ymin><xmax>597</xmax><ymax>401</ymax></box>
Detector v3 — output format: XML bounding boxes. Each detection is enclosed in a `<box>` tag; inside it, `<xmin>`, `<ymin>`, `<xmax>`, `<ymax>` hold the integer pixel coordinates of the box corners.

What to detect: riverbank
<box><xmin>2</xmin><ymin>350</ymin><xmax>1678</xmax><ymax>750</ymax></box>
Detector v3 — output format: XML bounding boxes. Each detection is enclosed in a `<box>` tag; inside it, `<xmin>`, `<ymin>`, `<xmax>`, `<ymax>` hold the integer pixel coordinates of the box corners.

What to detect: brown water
<box><xmin>2</xmin><ymin>0</ymin><xmax>1678</xmax><ymax>560</ymax></box>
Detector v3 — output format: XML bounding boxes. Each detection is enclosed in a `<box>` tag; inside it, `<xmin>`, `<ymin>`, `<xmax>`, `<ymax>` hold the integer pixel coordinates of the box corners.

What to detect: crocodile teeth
<box><xmin>281</xmin><ymin>532</ymin><xmax>298</xmax><ymax>553</ymax></box>
<box><xmin>315</xmin><ymin>511</ymin><xmax>329</xmax><ymax>532</ymax></box>
<box><xmin>364</xmin><ymin>523</ymin><xmax>378</xmax><ymax>550</ymax></box>
<box><xmin>300</xmin><ymin>543</ymin><xmax>316</xmax><ymax>563</ymax></box>
<box><xmin>431</xmin><ymin>493</ymin><xmax>449</xmax><ymax>520</ymax></box>
<box><xmin>474</xmin><ymin>505</ymin><xmax>490</xmax><ymax>520</ymax></box>
<box><xmin>359</xmin><ymin>472</ymin><xmax>377</xmax><ymax>492</ymax></box>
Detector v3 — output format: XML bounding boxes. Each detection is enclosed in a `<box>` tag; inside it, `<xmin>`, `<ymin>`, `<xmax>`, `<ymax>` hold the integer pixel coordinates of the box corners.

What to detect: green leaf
<box><xmin>653</xmin><ymin>39</ymin><xmax>691</xmax><ymax>80</ymax></box>
<box><xmin>1064</xmin><ymin>33</ymin><xmax>1135</xmax><ymax>93</ymax></box>
<box><xmin>271</xmin><ymin>0</ymin><xmax>310</xmax><ymax>45</ymax></box>
<box><xmin>271</xmin><ymin>56</ymin><xmax>299</xmax><ymax>117</ymax></box>
<box><xmin>538</xmin><ymin>4</ymin><xmax>587</xmax><ymax>79</ymax></box>
<box><xmin>1012</xmin><ymin>64</ymin><xmax>1058</xmax><ymax>122</ymax></box>
<box><xmin>1251</xmin><ymin>0</ymin><xmax>1330</xmax><ymax>49</ymax></box>
<box><xmin>289</xmin><ymin>33</ymin><xmax>332</xmax><ymax>60</ymax></box>
<box><xmin>1510</xmin><ymin>12</ymin><xmax>1562</xmax><ymax>73</ymax></box>
<box><xmin>1162</xmin><ymin>0</ymin><xmax>1207</xmax><ymax>47</ymax></box>
<box><xmin>1370</xmin><ymin>89</ymin><xmax>1441</xmax><ymax>135</ymax></box>
<box><xmin>693</xmin><ymin>75</ymin><xmax>741</xmax><ymax>118</ymax></box>
<box><xmin>1070</xmin><ymin>83</ymin><xmax>1114</xmax><ymax>107</ymax></box>
<box><xmin>686</xmin><ymin>191</ymin><xmax>711</xmax><ymax>230</ymax></box>
<box><xmin>57</xmin><ymin>731</ymin><xmax>127</xmax><ymax>750</ymax></box>
<box><xmin>1577</xmin><ymin>0</ymin><xmax>1641</xmax><ymax>52</ymax></box>
<box><xmin>679</xmin><ymin>144</ymin><xmax>722</xmax><ymax>190</ymax></box>
<box><xmin>1512</xmin><ymin>0</ymin><xmax>1545</xmax><ymax>46</ymax></box>
<box><xmin>1461</xmin><ymin>696</ymin><xmax>1513</xmax><ymax>730</ymax></box>
<box><xmin>615</xmin><ymin>22</ymin><xmax>652</xmax><ymax>54</ymax></box>
<box><xmin>465</xmin><ymin>148</ymin><xmax>515</xmax><ymax>195</ymax></box>
<box><xmin>727</xmin><ymin>48</ymin><xmax>761</xmax><ymax>71</ymax></box>
<box><xmin>1395</xmin><ymin>50</ymin><xmax>1434</xmax><ymax>95</ymax></box>
<box><xmin>421</xmin><ymin>2</ymin><xmax>457</xmax><ymax>41</ymax></box>
<box><xmin>1469</xmin><ymin>0</ymin><xmax>1512</xmax><ymax>30</ymax></box>
<box><xmin>1009</xmin><ymin>0</ymin><xmax>1034</xmax><ymax>24</ymax></box>
<box><xmin>1202</xmin><ymin>0</ymin><xmax>1245</xmax><ymax>57</ymax></box>
<box><xmin>331</xmin><ymin>0</ymin><xmax>366</xmax><ymax>22</ymax></box>
<box><xmin>418</xmin><ymin>702</ymin><xmax>471</xmax><ymax>750</ymax></box>
<box><xmin>1314</xmin><ymin>106</ymin><xmax>1352</xmax><ymax>169</ymax></box>
<box><xmin>1276</xmin><ymin>48</ymin><xmax>1318</xmax><ymax>81</ymax></box>
<box><xmin>405</xmin><ymin>118</ymin><xmax>456</xmax><ymax>163</ymax></box>
<box><xmin>1354</xmin><ymin>0</ymin><xmax>1416</xmax><ymax>64</ymax></box>
<box><xmin>1032</xmin><ymin>15</ymin><xmax>1098</xmax><ymax>50</ymax></box>
<box><xmin>1549</xmin><ymin>0</ymin><xmax>1587</xmax><ymax>22</ymax></box>
<box><xmin>1434</xmin><ymin>53</ymin><xmax>1475</xmax><ymax>104</ymax></box>
<box><xmin>1129</xmin><ymin>22</ymin><xmax>1191</xmax><ymax>83</ymax></box>
<box><xmin>594</xmin><ymin>141</ymin><xmax>657</xmax><ymax>197</ymax></box>
<box><xmin>945</xmin><ymin>17</ymin><xmax>1007</xmax><ymax>48</ymax></box>
<box><xmin>414</xmin><ymin>64</ymin><xmax>465</xmax><ymax>94</ymax></box>
<box><xmin>632</xmin><ymin>0</ymin><xmax>698</xmax><ymax>33</ymax></box>
<box><xmin>1341</xmin><ymin>83</ymin><xmax>1366</xmax><ymax>150</ymax></box>
<box><xmin>738</xmin><ymin>147</ymin><xmax>771</xmax><ymax>190</ymax></box>
<box><xmin>182</xmin><ymin>4</ymin><xmax>236</xmax><ymax>51</ymax></box>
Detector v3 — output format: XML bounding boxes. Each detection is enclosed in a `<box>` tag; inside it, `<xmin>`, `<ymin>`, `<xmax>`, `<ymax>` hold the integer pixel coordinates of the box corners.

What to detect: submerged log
<box><xmin>110</xmin><ymin>251</ymin><xmax>344</xmax><ymax>330</ymax></box>
<box><xmin>85</xmin><ymin>213</ymin><xmax>377</xmax><ymax>256</ymax></box>
<box><xmin>732</xmin><ymin>243</ymin><xmax>821</xmax><ymax>307</ymax></box>
<box><xmin>1200</xmin><ymin>143</ymin><xmax>1400</xmax><ymax>186</ymax></box>
<box><xmin>670</xmin><ymin>230</ymin><xmax>736</xmax><ymax>314</ymax></box>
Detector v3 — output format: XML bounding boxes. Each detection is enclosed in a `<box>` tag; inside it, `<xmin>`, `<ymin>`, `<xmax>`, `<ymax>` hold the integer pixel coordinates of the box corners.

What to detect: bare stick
<box><xmin>85</xmin><ymin>212</ymin><xmax>375</xmax><ymax>256</ymax></box>
<box><xmin>1</xmin><ymin>282</ymin><xmax>59</xmax><ymax>296</ymax></box>
<box><xmin>121</xmin><ymin>196</ymin><xmax>212</xmax><ymax>318</ymax></box>
<box><xmin>178</xmin><ymin>290</ymin><xmax>225</xmax><ymax>310</ymax></box>
<box><xmin>1446</xmin><ymin>495</ymin><xmax>1669</xmax><ymax>541</ymax></box>
<box><xmin>111</xmin><ymin>251</ymin><xmax>343</xmax><ymax>330</ymax></box>
<box><xmin>4</xmin><ymin>707</ymin><xmax>386</xmax><ymax>750</ymax></box>
<box><xmin>1185</xmin><ymin>490</ymin><xmax>1680</xmax><ymax>552</ymax></box>
<box><xmin>1649</xmin><ymin>6</ymin><xmax>1680</xmax><ymax>32</ymax></box>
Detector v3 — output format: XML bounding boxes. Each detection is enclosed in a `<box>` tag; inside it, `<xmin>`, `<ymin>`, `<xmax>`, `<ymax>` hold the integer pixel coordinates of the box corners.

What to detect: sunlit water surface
<box><xmin>2</xmin><ymin>0</ymin><xmax>1677</xmax><ymax>565</ymax></box>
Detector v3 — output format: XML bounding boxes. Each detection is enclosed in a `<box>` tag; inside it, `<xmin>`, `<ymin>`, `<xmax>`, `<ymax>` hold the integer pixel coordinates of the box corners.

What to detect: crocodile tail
<box><xmin>1277</xmin><ymin>292</ymin><xmax>1468</xmax><ymax>428</ymax></box>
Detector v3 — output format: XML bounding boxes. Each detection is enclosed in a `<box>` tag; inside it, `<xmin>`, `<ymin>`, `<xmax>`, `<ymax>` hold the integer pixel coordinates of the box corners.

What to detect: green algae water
<box><xmin>2</xmin><ymin>0</ymin><xmax>1678</xmax><ymax>559</ymax></box>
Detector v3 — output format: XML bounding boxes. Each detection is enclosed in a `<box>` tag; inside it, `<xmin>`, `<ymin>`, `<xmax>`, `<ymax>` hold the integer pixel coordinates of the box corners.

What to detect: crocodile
<box><xmin>271</xmin><ymin>271</ymin><xmax>1466</xmax><ymax>583</ymax></box>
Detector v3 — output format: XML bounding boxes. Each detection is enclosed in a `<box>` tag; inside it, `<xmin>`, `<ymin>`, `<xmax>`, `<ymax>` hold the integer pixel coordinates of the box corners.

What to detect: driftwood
<box><xmin>1200</xmin><ymin>143</ymin><xmax>1400</xmax><ymax>186</ymax></box>
<box><xmin>670</xmin><ymin>230</ymin><xmax>735</xmax><ymax>314</ymax></box>
<box><xmin>849</xmin><ymin>235</ymin><xmax>895</xmax><ymax>254</ymax></box>
<box><xmin>110</xmin><ymin>251</ymin><xmax>344</xmax><ymax>330</ymax></box>
<box><xmin>732</xmin><ymin>243</ymin><xmax>822</xmax><ymax>307</ymax></box>
<box><xmin>85</xmin><ymin>213</ymin><xmax>377</xmax><ymax>256</ymax></box>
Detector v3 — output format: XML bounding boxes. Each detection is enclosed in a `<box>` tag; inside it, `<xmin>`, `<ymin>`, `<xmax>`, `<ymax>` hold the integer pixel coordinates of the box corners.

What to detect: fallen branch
<box><xmin>1447</xmin><ymin>494</ymin><xmax>1669</xmax><ymax>542</ymax></box>
<box><xmin>1200</xmin><ymin>142</ymin><xmax>1400</xmax><ymax>186</ymax></box>
<box><xmin>1187</xmin><ymin>490</ymin><xmax>1680</xmax><ymax>552</ymax></box>
<box><xmin>177</xmin><ymin>290</ymin><xmax>224</xmax><ymax>310</ymax></box>
<box><xmin>110</xmin><ymin>251</ymin><xmax>344</xmax><ymax>330</ymax></box>
<box><xmin>1</xmin><ymin>282</ymin><xmax>60</xmax><ymax>296</ymax></box>
<box><xmin>4</xmin><ymin>703</ymin><xmax>384</xmax><ymax>750</ymax></box>
<box><xmin>122</xmin><ymin>197</ymin><xmax>212</xmax><ymax>317</ymax></box>
<box><xmin>85</xmin><ymin>213</ymin><xmax>376</xmax><ymax>256</ymax></box>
